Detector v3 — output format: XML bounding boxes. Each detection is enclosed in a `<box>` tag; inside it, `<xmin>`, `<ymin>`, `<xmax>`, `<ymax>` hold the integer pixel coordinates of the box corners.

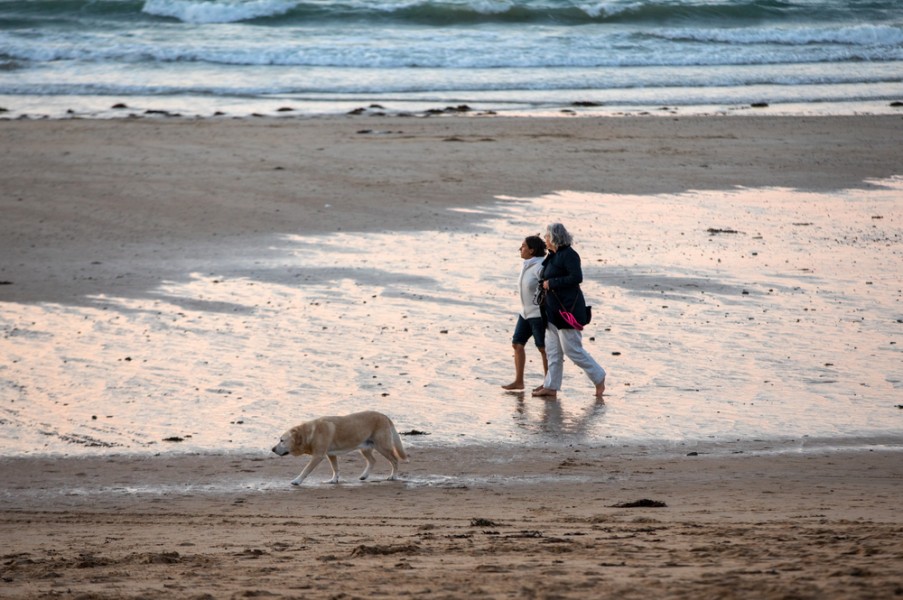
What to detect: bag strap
<box><xmin>549</xmin><ymin>288</ymin><xmax>579</xmax><ymax>312</ymax></box>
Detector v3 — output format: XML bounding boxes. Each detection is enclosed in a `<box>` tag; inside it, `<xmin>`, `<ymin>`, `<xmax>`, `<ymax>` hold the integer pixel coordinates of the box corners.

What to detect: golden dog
<box><xmin>272</xmin><ymin>410</ymin><xmax>408</xmax><ymax>485</ymax></box>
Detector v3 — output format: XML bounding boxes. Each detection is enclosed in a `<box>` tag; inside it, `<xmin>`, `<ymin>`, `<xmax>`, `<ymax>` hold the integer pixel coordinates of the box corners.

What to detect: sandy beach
<box><xmin>2</xmin><ymin>113</ymin><xmax>903</xmax><ymax>598</ymax></box>
<box><xmin>1</xmin><ymin>447</ymin><xmax>902</xmax><ymax>599</ymax></box>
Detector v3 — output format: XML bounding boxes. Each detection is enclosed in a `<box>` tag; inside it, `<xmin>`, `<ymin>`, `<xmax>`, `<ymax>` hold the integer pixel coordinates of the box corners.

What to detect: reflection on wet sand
<box><xmin>512</xmin><ymin>393</ymin><xmax>608</xmax><ymax>438</ymax></box>
<box><xmin>1</xmin><ymin>180</ymin><xmax>901</xmax><ymax>455</ymax></box>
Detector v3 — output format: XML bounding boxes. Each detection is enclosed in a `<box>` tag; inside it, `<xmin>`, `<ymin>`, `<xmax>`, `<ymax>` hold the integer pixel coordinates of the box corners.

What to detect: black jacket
<box><xmin>540</xmin><ymin>245</ymin><xmax>588</xmax><ymax>329</ymax></box>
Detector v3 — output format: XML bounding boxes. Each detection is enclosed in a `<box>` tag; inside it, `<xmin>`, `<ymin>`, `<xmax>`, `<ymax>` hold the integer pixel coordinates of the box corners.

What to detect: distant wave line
<box><xmin>134</xmin><ymin>0</ymin><xmax>903</xmax><ymax>26</ymax></box>
<box><xmin>3</xmin><ymin>38</ymin><xmax>902</xmax><ymax>68</ymax></box>
<box><xmin>3</xmin><ymin>76</ymin><xmax>902</xmax><ymax>98</ymax></box>
<box><xmin>4</xmin><ymin>0</ymin><xmax>900</xmax><ymax>27</ymax></box>
<box><xmin>650</xmin><ymin>24</ymin><xmax>903</xmax><ymax>46</ymax></box>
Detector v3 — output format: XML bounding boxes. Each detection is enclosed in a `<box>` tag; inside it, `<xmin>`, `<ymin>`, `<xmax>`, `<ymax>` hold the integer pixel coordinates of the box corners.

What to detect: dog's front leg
<box><xmin>325</xmin><ymin>455</ymin><xmax>340</xmax><ymax>484</ymax></box>
<box><xmin>291</xmin><ymin>454</ymin><xmax>325</xmax><ymax>486</ymax></box>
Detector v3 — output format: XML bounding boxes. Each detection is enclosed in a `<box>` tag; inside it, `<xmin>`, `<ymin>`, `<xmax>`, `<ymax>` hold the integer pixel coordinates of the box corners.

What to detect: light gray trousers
<box><xmin>542</xmin><ymin>323</ymin><xmax>606</xmax><ymax>391</ymax></box>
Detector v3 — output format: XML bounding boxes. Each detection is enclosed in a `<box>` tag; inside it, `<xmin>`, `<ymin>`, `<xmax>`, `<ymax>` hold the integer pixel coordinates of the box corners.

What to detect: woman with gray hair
<box><xmin>532</xmin><ymin>223</ymin><xmax>606</xmax><ymax>399</ymax></box>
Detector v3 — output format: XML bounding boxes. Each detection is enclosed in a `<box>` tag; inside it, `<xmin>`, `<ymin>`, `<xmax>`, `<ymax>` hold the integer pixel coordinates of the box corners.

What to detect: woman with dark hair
<box><xmin>502</xmin><ymin>235</ymin><xmax>549</xmax><ymax>391</ymax></box>
<box><xmin>532</xmin><ymin>223</ymin><xmax>606</xmax><ymax>399</ymax></box>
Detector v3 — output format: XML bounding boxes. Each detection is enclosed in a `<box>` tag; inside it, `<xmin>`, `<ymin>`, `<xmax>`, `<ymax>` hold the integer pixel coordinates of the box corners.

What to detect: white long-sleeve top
<box><xmin>518</xmin><ymin>256</ymin><xmax>544</xmax><ymax>319</ymax></box>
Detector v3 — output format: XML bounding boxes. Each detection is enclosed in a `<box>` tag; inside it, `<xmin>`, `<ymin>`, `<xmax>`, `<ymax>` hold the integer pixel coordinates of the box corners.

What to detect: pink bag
<box><xmin>559</xmin><ymin>309</ymin><xmax>584</xmax><ymax>331</ymax></box>
<box><xmin>550</xmin><ymin>289</ymin><xmax>585</xmax><ymax>331</ymax></box>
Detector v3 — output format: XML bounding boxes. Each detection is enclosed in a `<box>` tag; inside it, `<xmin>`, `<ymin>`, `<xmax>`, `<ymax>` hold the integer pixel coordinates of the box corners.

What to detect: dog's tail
<box><xmin>391</xmin><ymin>427</ymin><xmax>409</xmax><ymax>462</ymax></box>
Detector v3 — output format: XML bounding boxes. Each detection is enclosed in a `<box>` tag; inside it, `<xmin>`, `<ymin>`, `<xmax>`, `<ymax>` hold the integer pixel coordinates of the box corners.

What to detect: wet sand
<box><xmin>2</xmin><ymin>114</ymin><xmax>902</xmax><ymax>304</ymax></box>
<box><xmin>2</xmin><ymin>114</ymin><xmax>903</xmax><ymax>598</ymax></box>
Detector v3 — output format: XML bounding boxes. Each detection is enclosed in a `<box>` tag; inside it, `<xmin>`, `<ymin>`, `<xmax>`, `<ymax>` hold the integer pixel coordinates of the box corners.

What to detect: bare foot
<box><xmin>532</xmin><ymin>384</ymin><xmax>545</xmax><ymax>393</ymax></box>
<box><xmin>595</xmin><ymin>379</ymin><xmax>605</xmax><ymax>398</ymax></box>
<box><xmin>532</xmin><ymin>387</ymin><xmax>558</xmax><ymax>398</ymax></box>
<box><xmin>502</xmin><ymin>382</ymin><xmax>525</xmax><ymax>390</ymax></box>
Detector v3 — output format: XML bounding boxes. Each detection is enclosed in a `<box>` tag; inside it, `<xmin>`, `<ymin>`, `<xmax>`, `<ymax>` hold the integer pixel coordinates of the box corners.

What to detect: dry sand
<box><xmin>1</xmin><ymin>448</ymin><xmax>902</xmax><ymax>599</ymax></box>
<box><xmin>2</xmin><ymin>114</ymin><xmax>903</xmax><ymax>598</ymax></box>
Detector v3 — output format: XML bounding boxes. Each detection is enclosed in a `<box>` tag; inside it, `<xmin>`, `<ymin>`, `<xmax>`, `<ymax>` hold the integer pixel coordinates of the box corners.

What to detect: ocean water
<box><xmin>2</xmin><ymin>181</ymin><xmax>902</xmax><ymax>457</ymax></box>
<box><xmin>1</xmin><ymin>0</ymin><xmax>902</xmax><ymax>118</ymax></box>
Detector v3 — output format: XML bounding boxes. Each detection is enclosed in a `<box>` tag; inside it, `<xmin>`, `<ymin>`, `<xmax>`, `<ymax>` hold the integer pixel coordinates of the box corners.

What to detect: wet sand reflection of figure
<box><xmin>513</xmin><ymin>395</ymin><xmax>607</xmax><ymax>438</ymax></box>
<box><xmin>502</xmin><ymin>235</ymin><xmax>549</xmax><ymax>391</ymax></box>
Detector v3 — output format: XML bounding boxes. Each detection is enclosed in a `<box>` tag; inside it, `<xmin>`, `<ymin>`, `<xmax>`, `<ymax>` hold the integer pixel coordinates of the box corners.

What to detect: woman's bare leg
<box><xmin>534</xmin><ymin>347</ymin><xmax>548</xmax><ymax>392</ymax></box>
<box><xmin>502</xmin><ymin>343</ymin><xmax>527</xmax><ymax>390</ymax></box>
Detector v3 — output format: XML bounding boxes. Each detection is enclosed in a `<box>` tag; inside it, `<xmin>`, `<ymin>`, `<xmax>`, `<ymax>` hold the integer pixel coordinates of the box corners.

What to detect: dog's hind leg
<box><xmin>375</xmin><ymin>447</ymin><xmax>400</xmax><ymax>480</ymax></box>
<box><xmin>359</xmin><ymin>448</ymin><xmax>376</xmax><ymax>480</ymax></box>
<box><xmin>391</xmin><ymin>428</ymin><xmax>408</xmax><ymax>462</ymax></box>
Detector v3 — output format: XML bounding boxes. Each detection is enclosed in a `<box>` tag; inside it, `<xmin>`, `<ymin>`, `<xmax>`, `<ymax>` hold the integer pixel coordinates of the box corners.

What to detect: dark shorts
<box><xmin>512</xmin><ymin>315</ymin><xmax>546</xmax><ymax>348</ymax></box>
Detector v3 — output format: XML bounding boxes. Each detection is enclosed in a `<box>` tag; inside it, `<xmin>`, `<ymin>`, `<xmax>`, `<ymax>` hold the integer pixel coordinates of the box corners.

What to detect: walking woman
<box><xmin>532</xmin><ymin>223</ymin><xmax>606</xmax><ymax>399</ymax></box>
<box><xmin>501</xmin><ymin>235</ymin><xmax>549</xmax><ymax>391</ymax></box>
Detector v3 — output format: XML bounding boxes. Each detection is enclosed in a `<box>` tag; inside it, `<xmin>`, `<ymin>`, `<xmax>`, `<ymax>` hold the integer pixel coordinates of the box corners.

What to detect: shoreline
<box><xmin>3</xmin><ymin>444</ymin><xmax>903</xmax><ymax>507</ymax></box>
<box><xmin>3</xmin><ymin>431</ymin><xmax>902</xmax><ymax>461</ymax></box>
<box><xmin>2</xmin><ymin>94</ymin><xmax>903</xmax><ymax>122</ymax></box>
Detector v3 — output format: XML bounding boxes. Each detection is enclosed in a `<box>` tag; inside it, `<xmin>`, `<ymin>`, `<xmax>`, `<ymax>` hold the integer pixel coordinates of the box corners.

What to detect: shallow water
<box><xmin>1</xmin><ymin>181</ymin><xmax>902</xmax><ymax>456</ymax></box>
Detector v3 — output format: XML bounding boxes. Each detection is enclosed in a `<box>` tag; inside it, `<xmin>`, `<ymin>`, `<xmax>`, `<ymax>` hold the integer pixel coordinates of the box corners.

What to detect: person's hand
<box><xmin>543</xmin><ymin>280</ymin><xmax>550</xmax><ymax>290</ymax></box>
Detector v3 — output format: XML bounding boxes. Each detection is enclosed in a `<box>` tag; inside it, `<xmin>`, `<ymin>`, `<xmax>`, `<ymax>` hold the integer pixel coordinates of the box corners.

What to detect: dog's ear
<box><xmin>289</xmin><ymin>424</ymin><xmax>305</xmax><ymax>455</ymax></box>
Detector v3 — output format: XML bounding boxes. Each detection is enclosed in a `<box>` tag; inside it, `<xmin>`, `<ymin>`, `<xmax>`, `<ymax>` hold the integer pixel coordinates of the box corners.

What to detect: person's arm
<box><xmin>527</xmin><ymin>262</ymin><xmax>543</xmax><ymax>291</ymax></box>
<box><xmin>546</xmin><ymin>249</ymin><xmax>582</xmax><ymax>289</ymax></box>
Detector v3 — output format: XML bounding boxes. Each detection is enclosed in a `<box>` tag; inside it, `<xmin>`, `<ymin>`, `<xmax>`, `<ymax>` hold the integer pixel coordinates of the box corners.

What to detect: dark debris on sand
<box><xmin>611</xmin><ymin>499</ymin><xmax>668</xmax><ymax>508</ymax></box>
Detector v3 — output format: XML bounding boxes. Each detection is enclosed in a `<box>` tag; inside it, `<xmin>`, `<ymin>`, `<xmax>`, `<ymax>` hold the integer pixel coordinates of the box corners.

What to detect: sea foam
<box><xmin>142</xmin><ymin>0</ymin><xmax>299</xmax><ymax>23</ymax></box>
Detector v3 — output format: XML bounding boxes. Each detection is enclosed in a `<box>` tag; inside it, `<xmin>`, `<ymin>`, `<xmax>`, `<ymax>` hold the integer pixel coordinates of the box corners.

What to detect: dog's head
<box><xmin>271</xmin><ymin>428</ymin><xmax>295</xmax><ymax>456</ymax></box>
